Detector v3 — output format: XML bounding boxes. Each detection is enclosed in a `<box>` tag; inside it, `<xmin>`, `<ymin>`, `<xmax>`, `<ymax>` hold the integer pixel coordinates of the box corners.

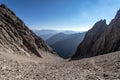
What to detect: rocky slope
<box><xmin>0</xmin><ymin>4</ymin><xmax>54</xmax><ymax>57</ymax></box>
<box><xmin>0</xmin><ymin>49</ymin><xmax>120</xmax><ymax>80</ymax></box>
<box><xmin>72</xmin><ymin>20</ymin><xmax>107</xmax><ymax>59</ymax></box>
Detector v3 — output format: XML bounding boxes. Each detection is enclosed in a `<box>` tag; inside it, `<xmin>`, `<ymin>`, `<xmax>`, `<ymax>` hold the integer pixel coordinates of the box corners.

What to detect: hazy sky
<box><xmin>1</xmin><ymin>0</ymin><xmax>120</xmax><ymax>31</ymax></box>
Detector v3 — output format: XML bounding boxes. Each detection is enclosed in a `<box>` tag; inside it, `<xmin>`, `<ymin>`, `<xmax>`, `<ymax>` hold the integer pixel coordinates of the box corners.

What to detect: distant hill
<box><xmin>33</xmin><ymin>30</ymin><xmax>59</xmax><ymax>40</ymax></box>
<box><xmin>46</xmin><ymin>33</ymin><xmax>69</xmax><ymax>46</ymax></box>
<box><xmin>62</xmin><ymin>30</ymin><xmax>78</xmax><ymax>34</ymax></box>
<box><xmin>46</xmin><ymin>32</ymin><xmax>86</xmax><ymax>58</ymax></box>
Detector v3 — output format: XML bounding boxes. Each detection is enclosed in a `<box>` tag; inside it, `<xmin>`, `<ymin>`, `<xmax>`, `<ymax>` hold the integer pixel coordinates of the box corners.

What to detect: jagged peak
<box><xmin>94</xmin><ymin>19</ymin><xmax>106</xmax><ymax>27</ymax></box>
<box><xmin>97</xmin><ymin>19</ymin><xmax>106</xmax><ymax>24</ymax></box>
<box><xmin>0</xmin><ymin>4</ymin><xmax>8</xmax><ymax>9</ymax></box>
<box><xmin>115</xmin><ymin>9</ymin><xmax>120</xmax><ymax>19</ymax></box>
<box><xmin>91</xmin><ymin>19</ymin><xmax>107</xmax><ymax>31</ymax></box>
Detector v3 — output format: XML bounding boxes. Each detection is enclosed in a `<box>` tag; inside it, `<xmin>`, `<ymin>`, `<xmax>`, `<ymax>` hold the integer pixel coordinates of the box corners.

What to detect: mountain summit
<box><xmin>0</xmin><ymin>4</ymin><xmax>54</xmax><ymax>57</ymax></box>
<box><xmin>91</xmin><ymin>9</ymin><xmax>120</xmax><ymax>55</ymax></box>
<box><xmin>115</xmin><ymin>9</ymin><xmax>120</xmax><ymax>19</ymax></box>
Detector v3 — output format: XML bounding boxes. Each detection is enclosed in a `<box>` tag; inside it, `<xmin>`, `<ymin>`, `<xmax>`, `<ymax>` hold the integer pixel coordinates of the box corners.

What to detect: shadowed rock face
<box><xmin>0</xmin><ymin>4</ymin><xmax>54</xmax><ymax>57</ymax></box>
<box><xmin>72</xmin><ymin>19</ymin><xmax>108</xmax><ymax>59</ymax></box>
<box><xmin>91</xmin><ymin>9</ymin><xmax>120</xmax><ymax>55</ymax></box>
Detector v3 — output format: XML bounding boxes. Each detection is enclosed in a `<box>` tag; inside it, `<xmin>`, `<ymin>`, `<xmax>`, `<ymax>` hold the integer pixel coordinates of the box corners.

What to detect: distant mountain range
<box><xmin>32</xmin><ymin>30</ymin><xmax>58</xmax><ymax>40</ymax></box>
<box><xmin>33</xmin><ymin>30</ymin><xmax>78</xmax><ymax>40</ymax></box>
<box><xmin>46</xmin><ymin>33</ymin><xmax>68</xmax><ymax>46</ymax></box>
<box><xmin>46</xmin><ymin>32</ymin><xmax>86</xmax><ymax>58</ymax></box>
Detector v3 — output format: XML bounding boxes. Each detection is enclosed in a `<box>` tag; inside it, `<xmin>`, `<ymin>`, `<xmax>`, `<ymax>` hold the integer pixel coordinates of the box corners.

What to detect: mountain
<box><xmin>51</xmin><ymin>32</ymin><xmax>86</xmax><ymax>58</ymax></box>
<box><xmin>72</xmin><ymin>20</ymin><xmax>108</xmax><ymax>59</ymax></box>
<box><xmin>46</xmin><ymin>33</ymin><xmax>69</xmax><ymax>46</ymax></box>
<box><xmin>91</xmin><ymin>9</ymin><xmax>120</xmax><ymax>56</ymax></box>
<box><xmin>0</xmin><ymin>4</ymin><xmax>55</xmax><ymax>58</ymax></box>
<box><xmin>72</xmin><ymin>9</ymin><xmax>120</xmax><ymax>60</ymax></box>
<box><xmin>33</xmin><ymin>30</ymin><xmax>58</xmax><ymax>40</ymax></box>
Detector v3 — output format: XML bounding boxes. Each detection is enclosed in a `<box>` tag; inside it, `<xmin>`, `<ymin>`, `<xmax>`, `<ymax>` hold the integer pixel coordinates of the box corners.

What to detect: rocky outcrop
<box><xmin>0</xmin><ymin>4</ymin><xmax>54</xmax><ymax>57</ymax></box>
<box><xmin>72</xmin><ymin>19</ymin><xmax>107</xmax><ymax>59</ymax></box>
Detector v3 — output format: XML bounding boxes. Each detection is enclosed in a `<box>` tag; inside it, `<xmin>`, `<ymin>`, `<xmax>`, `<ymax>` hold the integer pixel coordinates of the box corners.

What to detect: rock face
<box><xmin>0</xmin><ymin>4</ymin><xmax>54</xmax><ymax>57</ymax></box>
<box><xmin>91</xmin><ymin>9</ymin><xmax>120</xmax><ymax>55</ymax></box>
<box><xmin>72</xmin><ymin>20</ymin><xmax>107</xmax><ymax>59</ymax></box>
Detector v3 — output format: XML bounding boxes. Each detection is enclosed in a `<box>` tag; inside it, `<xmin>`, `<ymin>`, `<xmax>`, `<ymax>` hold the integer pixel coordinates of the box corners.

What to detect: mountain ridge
<box><xmin>0</xmin><ymin>4</ymin><xmax>55</xmax><ymax>58</ymax></box>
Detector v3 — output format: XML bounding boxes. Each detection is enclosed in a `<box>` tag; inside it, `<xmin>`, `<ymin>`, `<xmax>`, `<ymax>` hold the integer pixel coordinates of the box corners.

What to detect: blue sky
<box><xmin>0</xmin><ymin>0</ymin><xmax>120</xmax><ymax>31</ymax></box>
